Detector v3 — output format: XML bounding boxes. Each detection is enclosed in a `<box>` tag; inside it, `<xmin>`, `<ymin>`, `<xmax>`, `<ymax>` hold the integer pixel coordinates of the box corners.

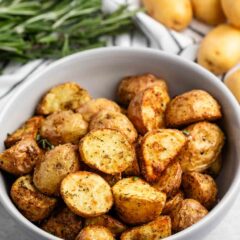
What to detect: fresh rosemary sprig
<box><xmin>36</xmin><ymin>134</ymin><xmax>54</xmax><ymax>150</ymax></box>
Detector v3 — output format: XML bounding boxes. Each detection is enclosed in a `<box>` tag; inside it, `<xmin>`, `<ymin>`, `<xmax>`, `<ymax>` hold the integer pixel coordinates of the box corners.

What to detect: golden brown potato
<box><xmin>127</xmin><ymin>84</ymin><xmax>170</xmax><ymax>134</ymax></box>
<box><xmin>89</xmin><ymin>110</ymin><xmax>138</xmax><ymax>143</ymax></box>
<box><xmin>206</xmin><ymin>154</ymin><xmax>222</xmax><ymax>177</ymax></box>
<box><xmin>40</xmin><ymin>110</ymin><xmax>88</xmax><ymax>145</ymax></box>
<box><xmin>122</xmin><ymin>157</ymin><xmax>140</xmax><ymax>177</ymax></box>
<box><xmin>112</xmin><ymin>177</ymin><xmax>166</xmax><ymax>225</ymax></box>
<box><xmin>76</xmin><ymin>226</ymin><xmax>115</xmax><ymax>240</ymax></box>
<box><xmin>153</xmin><ymin>161</ymin><xmax>182</xmax><ymax>197</ymax></box>
<box><xmin>76</xmin><ymin>98</ymin><xmax>121</xmax><ymax>122</ymax></box>
<box><xmin>177</xmin><ymin>122</ymin><xmax>225</xmax><ymax>172</ymax></box>
<box><xmin>10</xmin><ymin>175</ymin><xmax>57</xmax><ymax>222</ymax></box>
<box><xmin>79</xmin><ymin>129</ymin><xmax>135</xmax><ymax>175</ymax></box>
<box><xmin>139</xmin><ymin>129</ymin><xmax>186</xmax><ymax>182</ymax></box>
<box><xmin>182</xmin><ymin>172</ymin><xmax>218</xmax><ymax>209</ymax></box>
<box><xmin>41</xmin><ymin>206</ymin><xmax>82</xmax><ymax>240</ymax></box>
<box><xmin>120</xmin><ymin>216</ymin><xmax>171</xmax><ymax>240</ymax></box>
<box><xmin>84</xmin><ymin>214</ymin><xmax>127</xmax><ymax>236</ymax></box>
<box><xmin>61</xmin><ymin>171</ymin><xmax>113</xmax><ymax>217</ymax></box>
<box><xmin>0</xmin><ymin>138</ymin><xmax>42</xmax><ymax>176</ymax></box>
<box><xmin>143</xmin><ymin>0</ymin><xmax>192</xmax><ymax>31</ymax></box>
<box><xmin>170</xmin><ymin>199</ymin><xmax>208</xmax><ymax>232</ymax></box>
<box><xmin>166</xmin><ymin>90</ymin><xmax>222</xmax><ymax>127</ymax></box>
<box><xmin>36</xmin><ymin>82</ymin><xmax>91</xmax><ymax>115</ymax></box>
<box><xmin>197</xmin><ymin>24</ymin><xmax>240</xmax><ymax>75</ymax></box>
<box><xmin>191</xmin><ymin>0</ymin><xmax>225</xmax><ymax>25</ymax></box>
<box><xmin>33</xmin><ymin>144</ymin><xmax>80</xmax><ymax>196</ymax></box>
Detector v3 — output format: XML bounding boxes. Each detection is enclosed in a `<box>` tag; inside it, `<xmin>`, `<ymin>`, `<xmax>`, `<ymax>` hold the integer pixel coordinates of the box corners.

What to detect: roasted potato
<box><xmin>10</xmin><ymin>175</ymin><xmax>57</xmax><ymax>222</ymax></box>
<box><xmin>182</xmin><ymin>172</ymin><xmax>218</xmax><ymax>209</ymax></box>
<box><xmin>79</xmin><ymin>129</ymin><xmax>135</xmax><ymax>175</ymax></box>
<box><xmin>33</xmin><ymin>144</ymin><xmax>80</xmax><ymax>196</ymax></box>
<box><xmin>122</xmin><ymin>158</ymin><xmax>140</xmax><ymax>177</ymax></box>
<box><xmin>41</xmin><ymin>206</ymin><xmax>82</xmax><ymax>240</ymax></box>
<box><xmin>166</xmin><ymin>90</ymin><xmax>222</xmax><ymax>127</ymax></box>
<box><xmin>84</xmin><ymin>214</ymin><xmax>127</xmax><ymax>236</ymax></box>
<box><xmin>76</xmin><ymin>98</ymin><xmax>121</xmax><ymax>122</ymax></box>
<box><xmin>76</xmin><ymin>226</ymin><xmax>115</xmax><ymax>240</ymax></box>
<box><xmin>40</xmin><ymin>110</ymin><xmax>88</xmax><ymax>145</ymax></box>
<box><xmin>89</xmin><ymin>110</ymin><xmax>138</xmax><ymax>143</ymax></box>
<box><xmin>177</xmin><ymin>122</ymin><xmax>225</xmax><ymax>172</ymax></box>
<box><xmin>127</xmin><ymin>84</ymin><xmax>170</xmax><ymax>134</ymax></box>
<box><xmin>37</xmin><ymin>82</ymin><xmax>91</xmax><ymax>115</ymax></box>
<box><xmin>153</xmin><ymin>161</ymin><xmax>182</xmax><ymax>197</ymax></box>
<box><xmin>120</xmin><ymin>216</ymin><xmax>171</xmax><ymax>240</ymax></box>
<box><xmin>197</xmin><ymin>24</ymin><xmax>240</xmax><ymax>75</ymax></box>
<box><xmin>61</xmin><ymin>171</ymin><xmax>113</xmax><ymax>217</ymax></box>
<box><xmin>206</xmin><ymin>154</ymin><xmax>222</xmax><ymax>177</ymax></box>
<box><xmin>112</xmin><ymin>177</ymin><xmax>166</xmax><ymax>224</ymax></box>
<box><xmin>170</xmin><ymin>199</ymin><xmax>208</xmax><ymax>232</ymax></box>
<box><xmin>0</xmin><ymin>138</ymin><xmax>42</xmax><ymax>175</ymax></box>
<box><xmin>139</xmin><ymin>129</ymin><xmax>186</xmax><ymax>182</ymax></box>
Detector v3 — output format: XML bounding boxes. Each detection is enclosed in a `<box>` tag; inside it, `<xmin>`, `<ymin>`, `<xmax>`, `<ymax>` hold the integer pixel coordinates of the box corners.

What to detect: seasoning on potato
<box><xmin>206</xmin><ymin>154</ymin><xmax>222</xmax><ymax>178</ymax></box>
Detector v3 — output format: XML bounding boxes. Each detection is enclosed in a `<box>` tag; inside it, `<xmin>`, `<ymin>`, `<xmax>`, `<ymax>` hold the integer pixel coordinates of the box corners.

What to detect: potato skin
<box><xmin>162</xmin><ymin>191</ymin><xmax>184</xmax><ymax>215</ymax></box>
<box><xmin>166</xmin><ymin>90</ymin><xmax>222</xmax><ymax>127</ymax></box>
<box><xmin>40</xmin><ymin>110</ymin><xmax>88</xmax><ymax>145</ymax></box>
<box><xmin>10</xmin><ymin>175</ymin><xmax>57</xmax><ymax>222</ymax></box>
<box><xmin>37</xmin><ymin>82</ymin><xmax>91</xmax><ymax>115</ymax></box>
<box><xmin>205</xmin><ymin>154</ymin><xmax>222</xmax><ymax>178</ymax></box>
<box><xmin>33</xmin><ymin>143</ymin><xmax>80</xmax><ymax>196</ymax></box>
<box><xmin>0</xmin><ymin>138</ymin><xmax>42</xmax><ymax>176</ymax></box>
<box><xmin>112</xmin><ymin>177</ymin><xmax>166</xmax><ymax>225</ymax></box>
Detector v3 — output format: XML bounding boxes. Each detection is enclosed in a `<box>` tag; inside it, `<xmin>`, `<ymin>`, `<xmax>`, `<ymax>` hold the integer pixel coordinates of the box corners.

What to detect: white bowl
<box><xmin>0</xmin><ymin>47</ymin><xmax>240</xmax><ymax>240</ymax></box>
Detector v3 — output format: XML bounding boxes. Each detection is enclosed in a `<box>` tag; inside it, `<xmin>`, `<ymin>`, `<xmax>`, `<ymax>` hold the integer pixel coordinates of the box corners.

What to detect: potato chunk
<box><xmin>37</xmin><ymin>82</ymin><xmax>91</xmax><ymax>115</ymax></box>
<box><xmin>79</xmin><ymin>129</ymin><xmax>135</xmax><ymax>175</ymax></box>
<box><xmin>166</xmin><ymin>90</ymin><xmax>222</xmax><ymax>127</ymax></box>
<box><xmin>140</xmin><ymin>129</ymin><xmax>186</xmax><ymax>182</ymax></box>
<box><xmin>120</xmin><ymin>216</ymin><xmax>171</xmax><ymax>240</ymax></box>
<box><xmin>10</xmin><ymin>175</ymin><xmax>57</xmax><ymax>222</ymax></box>
<box><xmin>112</xmin><ymin>177</ymin><xmax>166</xmax><ymax>225</ymax></box>
<box><xmin>60</xmin><ymin>171</ymin><xmax>113</xmax><ymax>217</ymax></box>
<box><xmin>40</xmin><ymin>110</ymin><xmax>88</xmax><ymax>145</ymax></box>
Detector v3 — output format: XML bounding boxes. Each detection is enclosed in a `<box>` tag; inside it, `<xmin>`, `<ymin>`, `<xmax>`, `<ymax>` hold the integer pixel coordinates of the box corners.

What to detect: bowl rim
<box><xmin>0</xmin><ymin>46</ymin><xmax>240</xmax><ymax>240</ymax></box>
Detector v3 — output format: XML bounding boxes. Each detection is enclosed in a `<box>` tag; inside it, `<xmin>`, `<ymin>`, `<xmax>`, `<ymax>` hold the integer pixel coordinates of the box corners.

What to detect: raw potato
<box><xmin>60</xmin><ymin>171</ymin><xmax>113</xmax><ymax>217</ymax></box>
<box><xmin>128</xmin><ymin>84</ymin><xmax>170</xmax><ymax>134</ymax></box>
<box><xmin>40</xmin><ymin>110</ymin><xmax>88</xmax><ymax>145</ymax></box>
<box><xmin>177</xmin><ymin>122</ymin><xmax>225</xmax><ymax>172</ymax></box>
<box><xmin>153</xmin><ymin>161</ymin><xmax>182</xmax><ymax>197</ymax></box>
<box><xmin>166</xmin><ymin>90</ymin><xmax>222</xmax><ymax>127</ymax></box>
<box><xmin>142</xmin><ymin>0</ymin><xmax>192</xmax><ymax>31</ymax></box>
<box><xmin>197</xmin><ymin>24</ymin><xmax>240</xmax><ymax>75</ymax></box>
<box><xmin>191</xmin><ymin>0</ymin><xmax>225</xmax><ymax>25</ymax></box>
<box><xmin>76</xmin><ymin>226</ymin><xmax>115</xmax><ymax>240</ymax></box>
<box><xmin>4</xmin><ymin>116</ymin><xmax>43</xmax><ymax>148</ymax></box>
<box><xmin>120</xmin><ymin>216</ymin><xmax>171</xmax><ymax>240</ymax></box>
<box><xmin>162</xmin><ymin>191</ymin><xmax>184</xmax><ymax>215</ymax></box>
<box><xmin>182</xmin><ymin>172</ymin><xmax>218</xmax><ymax>209</ymax></box>
<box><xmin>33</xmin><ymin>144</ymin><xmax>80</xmax><ymax>196</ymax></box>
<box><xmin>37</xmin><ymin>82</ymin><xmax>91</xmax><ymax>115</ymax></box>
<box><xmin>10</xmin><ymin>175</ymin><xmax>57</xmax><ymax>222</ymax></box>
<box><xmin>0</xmin><ymin>138</ymin><xmax>42</xmax><ymax>175</ymax></box>
<box><xmin>112</xmin><ymin>177</ymin><xmax>166</xmax><ymax>224</ymax></box>
<box><xmin>89</xmin><ymin>110</ymin><xmax>138</xmax><ymax>143</ymax></box>
<box><xmin>84</xmin><ymin>214</ymin><xmax>127</xmax><ymax>236</ymax></box>
<box><xmin>79</xmin><ymin>129</ymin><xmax>135</xmax><ymax>175</ymax></box>
<box><xmin>77</xmin><ymin>98</ymin><xmax>121</xmax><ymax>122</ymax></box>
<box><xmin>170</xmin><ymin>199</ymin><xmax>208</xmax><ymax>232</ymax></box>
<box><xmin>140</xmin><ymin>129</ymin><xmax>186</xmax><ymax>182</ymax></box>
<box><xmin>41</xmin><ymin>206</ymin><xmax>82</xmax><ymax>240</ymax></box>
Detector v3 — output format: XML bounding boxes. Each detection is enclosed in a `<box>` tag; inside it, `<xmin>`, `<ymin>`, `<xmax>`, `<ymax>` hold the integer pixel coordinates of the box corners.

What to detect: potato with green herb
<box><xmin>162</xmin><ymin>191</ymin><xmax>184</xmax><ymax>215</ymax></box>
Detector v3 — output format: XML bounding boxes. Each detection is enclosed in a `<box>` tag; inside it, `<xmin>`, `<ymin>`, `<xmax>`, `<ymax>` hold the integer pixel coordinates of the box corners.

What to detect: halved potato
<box><xmin>37</xmin><ymin>82</ymin><xmax>91</xmax><ymax>115</ymax></box>
<box><xmin>206</xmin><ymin>154</ymin><xmax>222</xmax><ymax>177</ymax></box>
<box><xmin>120</xmin><ymin>216</ymin><xmax>171</xmax><ymax>240</ymax></box>
<box><xmin>40</xmin><ymin>110</ymin><xmax>88</xmax><ymax>145</ymax></box>
<box><xmin>79</xmin><ymin>129</ymin><xmax>135</xmax><ymax>175</ymax></box>
<box><xmin>0</xmin><ymin>138</ymin><xmax>42</xmax><ymax>176</ymax></box>
<box><xmin>112</xmin><ymin>177</ymin><xmax>166</xmax><ymax>224</ymax></box>
<box><xmin>166</xmin><ymin>90</ymin><xmax>222</xmax><ymax>127</ymax></box>
<box><xmin>127</xmin><ymin>84</ymin><xmax>170</xmax><ymax>134</ymax></box>
<box><xmin>60</xmin><ymin>171</ymin><xmax>113</xmax><ymax>217</ymax></box>
<box><xmin>139</xmin><ymin>129</ymin><xmax>186</xmax><ymax>182</ymax></box>
<box><xmin>11</xmin><ymin>175</ymin><xmax>57</xmax><ymax>222</ymax></box>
